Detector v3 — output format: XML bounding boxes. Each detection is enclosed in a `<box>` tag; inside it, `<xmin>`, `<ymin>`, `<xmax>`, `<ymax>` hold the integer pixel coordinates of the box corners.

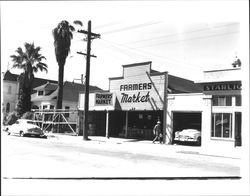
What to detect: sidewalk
<box><xmin>47</xmin><ymin>133</ymin><xmax>242</xmax><ymax>159</ymax></box>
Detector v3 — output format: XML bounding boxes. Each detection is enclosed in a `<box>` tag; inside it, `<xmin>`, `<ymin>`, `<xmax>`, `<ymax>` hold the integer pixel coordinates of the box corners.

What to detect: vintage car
<box><xmin>6</xmin><ymin>119</ymin><xmax>46</xmax><ymax>138</ymax></box>
<box><xmin>174</xmin><ymin>129</ymin><xmax>201</xmax><ymax>145</ymax></box>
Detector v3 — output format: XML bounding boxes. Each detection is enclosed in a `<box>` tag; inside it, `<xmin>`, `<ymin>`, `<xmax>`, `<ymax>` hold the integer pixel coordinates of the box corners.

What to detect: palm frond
<box><xmin>10</xmin><ymin>42</ymin><xmax>47</xmax><ymax>75</ymax></box>
<box><xmin>69</xmin><ymin>25</ymin><xmax>75</xmax><ymax>32</ymax></box>
<box><xmin>36</xmin><ymin>62</ymin><xmax>48</xmax><ymax>73</ymax></box>
<box><xmin>53</xmin><ymin>20</ymin><xmax>75</xmax><ymax>66</ymax></box>
<box><xmin>73</xmin><ymin>20</ymin><xmax>83</xmax><ymax>26</ymax></box>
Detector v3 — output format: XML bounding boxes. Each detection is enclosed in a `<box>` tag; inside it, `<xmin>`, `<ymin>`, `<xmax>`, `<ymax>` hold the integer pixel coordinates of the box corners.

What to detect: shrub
<box><xmin>21</xmin><ymin>111</ymin><xmax>35</xmax><ymax>120</ymax></box>
<box><xmin>4</xmin><ymin>111</ymin><xmax>18</xmax><ymax>125</ymax></box>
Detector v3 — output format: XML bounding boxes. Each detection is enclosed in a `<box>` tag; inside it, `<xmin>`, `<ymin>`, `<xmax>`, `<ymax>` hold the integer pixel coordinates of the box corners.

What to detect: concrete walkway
<box><xmin>46</xmin><ymin>133</ymin><xmax>242</xmax><ymax>159</ymax></box>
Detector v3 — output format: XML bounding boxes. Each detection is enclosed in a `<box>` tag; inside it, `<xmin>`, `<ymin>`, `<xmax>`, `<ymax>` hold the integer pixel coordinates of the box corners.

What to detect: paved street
<box><xmin>2</xmin><ymin>132</ymin><xmax>240</xmax><ymax>178</ymax></box>
<box><xmin>2</xmin><ymin>132</ymin><xmax>248</xmax><ymax>196</ymax></box>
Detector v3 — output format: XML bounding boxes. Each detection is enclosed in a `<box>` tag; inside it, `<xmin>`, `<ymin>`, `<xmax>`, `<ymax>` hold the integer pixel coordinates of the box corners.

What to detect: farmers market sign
<box><xmin>119</xmin><ymin>82</ymin><xmax>152</xmax><ymax>103</ymax></box>
<box><xmin>95</xmin><ymin>93</ymin><xmax>113</xmax><ymax>105</ymax></box>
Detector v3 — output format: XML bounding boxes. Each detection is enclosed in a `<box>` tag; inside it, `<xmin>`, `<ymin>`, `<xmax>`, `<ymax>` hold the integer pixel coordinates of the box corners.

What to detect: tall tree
<box><xmin>10</xmin><ymin>42</ymin><xmax>48</xmax><ymax>116</ymax></box>
<box><xmin>52</xmin><ymin>20</ymin><xmax>82</xmax><ymax>109</ymax></box>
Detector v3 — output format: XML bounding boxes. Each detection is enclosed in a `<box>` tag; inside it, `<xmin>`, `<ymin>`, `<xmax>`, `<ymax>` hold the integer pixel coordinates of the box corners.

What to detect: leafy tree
<box><xmin>10</xmin><ymin>42</ymin><xmax>48</xmax><ymax>116</ymax></box>
<box><xmin>52</xmin><ymin>20</ymin><xmax>82</xmax><ymax>109</ymax></box>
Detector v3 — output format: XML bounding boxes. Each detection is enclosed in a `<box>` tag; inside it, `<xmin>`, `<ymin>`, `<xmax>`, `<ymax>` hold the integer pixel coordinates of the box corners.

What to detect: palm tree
<box><xmin>10</xmin><ymin>42</ymin><xmax>48</xmax><ymax>116</ymax></box>
<box><xmin>52</xmin><ymin>20</ymin><xmax>82</xmax><ymax>109</ymax></box>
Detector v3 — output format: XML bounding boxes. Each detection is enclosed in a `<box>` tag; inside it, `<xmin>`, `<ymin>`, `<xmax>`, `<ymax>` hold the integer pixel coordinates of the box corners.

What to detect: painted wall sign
<box><xmin>121</xmin><ymin>91</ymin><xmax>150</xmax><ymax>103</ymax></box>
<box><xmin>119</xmin><ymin>82</ymin><xmax>152</xmax><ymax>103</ymax></box>
<box><xmin>204</xmin><ymin>82</ymin><xmax>241</xmax><ymax>91</ymax></box>
<box><xmin>95</xmin><ymin>93</ymin><xmax>113</xmax><ymax>105</ymax></box>
<box><xmin>109</xmin><ymin>64</ymin><xmax>165</xmax><ymax>110</ymax></box>
<box><xmin>120</xmin><ymin>83</ymin><xmax>152</xmax><ymax>91</ymax></box>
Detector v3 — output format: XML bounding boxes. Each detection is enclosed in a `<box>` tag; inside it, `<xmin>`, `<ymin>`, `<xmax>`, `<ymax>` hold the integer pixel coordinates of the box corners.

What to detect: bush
<box><xmin>21</xmin><ymin>111</ymin><xmax>34</xmax><ymax>120</ymax></box>
<box><xmin>4</xmin><ymin>111</ymin><xmax>18</xmax><ymax>125</ymax></box>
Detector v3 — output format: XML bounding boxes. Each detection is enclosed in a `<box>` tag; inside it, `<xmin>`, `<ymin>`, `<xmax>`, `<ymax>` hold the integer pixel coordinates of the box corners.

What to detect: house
<box><xmin>2</xmin><ymin>70</ymin><xmax>102</xmax><ymax>120</ymax></box>
<box><xmin>31</xmin><ymin>81</ymin><xmax>102</xmax><ymax>122</ymax></box>
<box><xmin>2</xmin><ymin>70</ymin><xmax>19</xmax><ymax>116</ymax></box>
<box><xmin>2</xmin><ymin>70</ymin><xmax>57</xmax><ymax>117</ymax></box>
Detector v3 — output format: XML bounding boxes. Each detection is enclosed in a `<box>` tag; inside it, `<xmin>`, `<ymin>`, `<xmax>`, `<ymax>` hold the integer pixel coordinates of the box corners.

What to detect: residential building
<box><xmin>2</xmin><ymin>70</ymin><xmax>57</xmax><ymax>117</ymax></box>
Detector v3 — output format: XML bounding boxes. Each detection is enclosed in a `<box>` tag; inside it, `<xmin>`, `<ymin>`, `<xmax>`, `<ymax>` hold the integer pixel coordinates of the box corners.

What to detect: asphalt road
<box><xmin>2</xmin><ymin>133</ymin><xmax>240</xmax><ymax>179</ymax></box>
<box><xmin>2</xmin><ymin>133</ymin><xmax>248</xmax><ymax>196</ymax></box>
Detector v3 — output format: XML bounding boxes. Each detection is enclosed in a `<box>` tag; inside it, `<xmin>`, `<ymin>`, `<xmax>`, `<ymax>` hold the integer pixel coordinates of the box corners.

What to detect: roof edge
<box><xmin>122</xmin><ymin>61</ymin><xmax>152</xmax><ymax>68</ymax></box>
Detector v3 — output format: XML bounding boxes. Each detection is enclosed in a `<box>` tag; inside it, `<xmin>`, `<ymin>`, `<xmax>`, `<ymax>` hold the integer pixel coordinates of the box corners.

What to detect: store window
<box><xmin>235</xmin><ymin>95</ymin><xmax>241</xmax><ymax>106</ymax></box>
<box><xmin>211</xmin><ymin>113</ymin><xmax>232</xmax><ymax>138</ymax></box>
<box><xmin>212</xmin><ymin>96</ymin><xmax>232</xmax><ymax>106</ymax></box>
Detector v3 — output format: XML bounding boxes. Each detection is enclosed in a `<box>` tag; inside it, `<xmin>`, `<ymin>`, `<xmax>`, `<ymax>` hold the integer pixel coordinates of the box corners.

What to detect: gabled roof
<box><xmin>168</xmin><ymin>74</ymin><xmax>202</xmax><ymax>93</ymax></box>
<box><xmin>3</xmin><ymin>70</ymin><xmax>19</xmax><ymax>82</ymax></box>
<box><xmin>3</xmin><ymin>70</ymin><xmax>57</xmax><ymax>88</ymax></box>
<box><xmin>34</xmin><ymin>82</ymin><xmax>57</xmax><ymax>91</ymax></box>
<box><xmin>31</xmin><ymin>89</ymin><xmax>58</xmax><ymax>102</ymax></box>
<box><xmin>63</xmin><ymin>81</ymin><xmax>102</xmax><ymax>102</ymax></box>
<box><xmin>151</xmin><ymin>69</ymin><xmax>202</xmax><ymax>93</ymax></box>
<box><xmin>31</xmin><ymin>81</ymin><xmax>103</xmax><ymax>103</ymax></box>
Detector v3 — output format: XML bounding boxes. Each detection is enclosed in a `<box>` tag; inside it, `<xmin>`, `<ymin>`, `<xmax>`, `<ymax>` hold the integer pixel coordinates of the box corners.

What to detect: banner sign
<box><xmin>95</xmin><ymin>93</ymin><xmax>113</xmax><ymax>105</ymax></box>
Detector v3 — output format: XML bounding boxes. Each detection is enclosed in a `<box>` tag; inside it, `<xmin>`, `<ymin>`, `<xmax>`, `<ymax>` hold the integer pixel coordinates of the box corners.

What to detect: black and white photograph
<box><xmin>1</xmin><ymin>1</ymin><xmax>249</xmax><ymax>195</ymax></box>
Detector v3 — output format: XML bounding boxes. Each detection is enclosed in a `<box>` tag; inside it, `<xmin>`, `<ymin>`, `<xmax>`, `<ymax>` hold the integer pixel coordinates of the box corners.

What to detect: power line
<box><xmin>122</xmin><ymin>23</ymin><xmax>239</xmax><ymax>45</ymax></box>
<box><xmin>132</xmin><ymin>31</ymin><xmax>239</xmax><ymax>49</ymax></box>
<box><xmin>99</xmin><ymin>39</ymin><xmax>203</xmax><ymax>70</ymax></box>
<box><xmin>94</xmin><ymin>21</ymin><xmax>122</xmax><ymax>30</ymax></box>
<box><xmin>102</xmin><ymin>21</ymin><xmax>162</xmax><ymax>35</ymax></box>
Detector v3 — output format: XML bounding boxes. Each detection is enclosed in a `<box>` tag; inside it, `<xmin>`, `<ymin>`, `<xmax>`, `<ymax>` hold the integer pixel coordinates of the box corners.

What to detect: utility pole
<box><xmin>163</xmin><ymin>72</ymin><xmax>168</xmax><ymax>144</ymax></box>
<box><xmin>77</xmin><ymin>20</ymin><xmax>100</xmax><ymax>140</ymax></box>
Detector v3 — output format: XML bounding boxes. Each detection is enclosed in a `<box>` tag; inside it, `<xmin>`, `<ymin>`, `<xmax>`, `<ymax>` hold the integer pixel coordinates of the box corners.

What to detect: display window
<box><xmin>235</xmin><ymin>95</ymin><xmax>242</xmax><ymax>106</ymax></box>
<box><xmin>212</xmin><ymin>96</ymin><xmax>232</xmax><ymax>106</ymax></box>
<box><xmin>211</xmin><ymin>113</ymin><xmax>232</xmax><ymax>138</ymax></box>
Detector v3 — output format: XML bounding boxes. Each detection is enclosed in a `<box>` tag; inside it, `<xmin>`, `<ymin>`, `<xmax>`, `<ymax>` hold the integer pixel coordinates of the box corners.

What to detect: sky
<box><xmin>1</xmin><ymin>1</ymin><xmax>249</xmax><ymax>90</ymax></box>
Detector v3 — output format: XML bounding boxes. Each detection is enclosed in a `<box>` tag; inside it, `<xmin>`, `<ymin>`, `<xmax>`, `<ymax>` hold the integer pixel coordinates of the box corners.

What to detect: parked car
<box><xmin>6</xmin><ymin>119</ymin><xmax>46</xmax><ymax>138</ymax></box>
<box><xmin>174</xmin><ymin>129</ymin><xmax>201</xmax><ymax>145</ymax></box>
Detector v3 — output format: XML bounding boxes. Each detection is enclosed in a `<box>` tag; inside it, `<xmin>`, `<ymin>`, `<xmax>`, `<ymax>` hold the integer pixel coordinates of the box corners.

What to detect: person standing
<box><xmin>152</xmin><ymin>121</ymin><xmax>163</xmax><ymax>144</ymax></box>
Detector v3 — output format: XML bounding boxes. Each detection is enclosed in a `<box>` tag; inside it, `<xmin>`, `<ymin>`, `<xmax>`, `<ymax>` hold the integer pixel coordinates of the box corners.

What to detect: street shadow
<box><xmin>174</xmin><ymin>141</ymin><xmax>201</xmax><ymax>147</ymax></box>
<box><xmin>123</xmin><ymin>138</ymin><xmax>152</xmax><ymax>142</ymax></box>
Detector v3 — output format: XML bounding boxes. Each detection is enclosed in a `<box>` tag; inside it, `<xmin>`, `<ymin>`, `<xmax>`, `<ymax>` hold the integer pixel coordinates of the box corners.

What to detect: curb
<box><xmin>46</xmin><ymin>134</ymin><xmax>241</xmax><ymax>159</ymax></box>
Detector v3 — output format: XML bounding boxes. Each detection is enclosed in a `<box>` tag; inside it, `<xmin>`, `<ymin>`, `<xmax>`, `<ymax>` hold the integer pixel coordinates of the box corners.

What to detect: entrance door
<box><xmin>235</xmin><ymin>112</ymin><xmax>242</xmax><ymax>146</ymax></box>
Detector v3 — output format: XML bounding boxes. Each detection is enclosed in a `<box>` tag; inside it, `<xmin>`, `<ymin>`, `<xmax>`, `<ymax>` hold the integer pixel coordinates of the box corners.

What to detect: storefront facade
<box><xmin>166</xmin><ymin>67</ymin><xmax>242</xmax><ymax>148</ymax></box>
<box><xmin>78</xmin><ymin>61</ymin><xmax>201</xmax><ymax>141</ymax></box>
<box><xmin>198</xmin><ymin>68</ymin><xmax>242</xmax><ymax>149</ymax></box>
<box><xmin>79</xmin><ymin>62</ymin><xmax>167</xmax><ymax>139</ymax></box>
<box><xmin>78</xmin><ymin>61</ymin><xmax>242</xmax><ymax>149</ymax></box>
<box><xmin>108</xmin><ymin>62</ymin><xmax>167</xmax><ymax>139</ymax></box>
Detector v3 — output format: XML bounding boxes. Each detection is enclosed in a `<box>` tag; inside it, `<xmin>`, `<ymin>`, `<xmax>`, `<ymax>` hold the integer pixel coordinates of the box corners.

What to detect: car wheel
<box><xmin>20</xmin><ymin>131</ymin><xmax>24</xmax><ymax>137</ymax></box>
<box><xmin>197</xmin><ymin>137</ymin><xmax>201</xmax><ymax>146</ymax></box>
